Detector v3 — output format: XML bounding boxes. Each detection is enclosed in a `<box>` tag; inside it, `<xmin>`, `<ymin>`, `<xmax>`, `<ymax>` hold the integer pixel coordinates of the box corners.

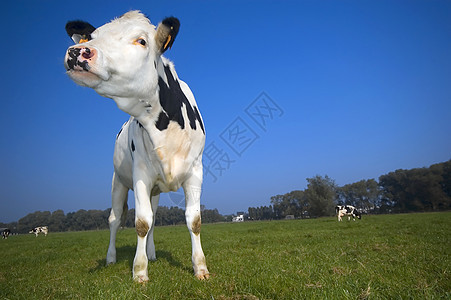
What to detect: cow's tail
<box><xmin>335</xmin><ymin>206</ymin><xmax>339</xmax><ymax>214</ymax></box>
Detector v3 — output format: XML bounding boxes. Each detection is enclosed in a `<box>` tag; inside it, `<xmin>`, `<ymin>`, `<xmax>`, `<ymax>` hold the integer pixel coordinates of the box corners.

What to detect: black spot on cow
<box><xmin>135</xmin><ymin>119</ymin><xmax>144</xmax><ymax>128</ymax></box>
<box><xmin>155</xmin><ymin>111</ymin><xmax>170</xmax><ymax>131</ymax></box>
<box><xmin>193</xmin><ymin>106</ymin><xmax>204</xmax><ymax>133</ymax></box>
<box><xmin>131</xmin><ymin>140</ymin><xmax>135</xmax><ymax>152</ymax></box>
<box><xmin>116</xmin><ymin>128</ymin><xmax>123</xmax><ymax>140</ymax></box>
<box><xmin>156</xmin><ymin>64</ymin><xmax>205</xmax><ymax>134</ymax></box>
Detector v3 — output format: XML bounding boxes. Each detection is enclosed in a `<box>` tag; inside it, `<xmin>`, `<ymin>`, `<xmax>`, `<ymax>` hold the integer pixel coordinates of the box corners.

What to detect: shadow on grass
<box><xmin>89</xmin><ymin>245</ymin><xmax>135</xmax><ymax>273</ymax></box>
<box><xmin>88</xmin><ymin>246</ymin><xmax>191</xmax><ymax>275</ymax></box>
<box><xmin>156</xmin><ymin>250</ymin><xmax>192</xmax><ymax>274</ymax></box>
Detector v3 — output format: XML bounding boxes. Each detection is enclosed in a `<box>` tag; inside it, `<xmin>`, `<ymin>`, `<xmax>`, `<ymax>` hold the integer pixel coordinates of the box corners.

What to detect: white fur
<box><xmin>65</xmin><ymin>11</ymin><xmax>209</xmax><ymax>282</ymax></box>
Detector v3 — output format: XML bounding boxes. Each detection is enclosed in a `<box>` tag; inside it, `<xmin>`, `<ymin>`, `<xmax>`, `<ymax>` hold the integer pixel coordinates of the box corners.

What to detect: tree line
<box><xmin>1</xmin><ymin>206</ymin><xmax>224</xmax><ymax>234</ymax></box>
<box><xmin>2</xmin><ymin>160</ymin><xmax>449</xmax><ymax>232</ymax></box>
<box><xmin>248</xmin><ymin>160</ymin><xmax>451</xmax><ymax>220</ymax></box>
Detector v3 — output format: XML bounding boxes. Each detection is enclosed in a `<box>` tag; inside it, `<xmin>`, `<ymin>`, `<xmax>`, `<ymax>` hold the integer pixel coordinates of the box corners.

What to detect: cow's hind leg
<box><xmin>106</xmin><ymin>173</ymin><xmax>129</xmax><ymax>265</ymax></box>
<box><xmin>146</xmin><ymin>194</ymin><xmax>160</xmax><ymax>261</ymax></box>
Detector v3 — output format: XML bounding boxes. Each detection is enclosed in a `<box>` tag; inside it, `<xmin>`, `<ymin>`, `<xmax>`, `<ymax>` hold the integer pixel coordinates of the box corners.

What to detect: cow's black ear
<box><xmin>155</xmin><ymin>17</ymin><xmax>180</xmax><ymax>53</ymax></box>
<box><xmin>65</xmin><ymin>20</ymin><xmax>96</xmax><ymax>44</ymax></box>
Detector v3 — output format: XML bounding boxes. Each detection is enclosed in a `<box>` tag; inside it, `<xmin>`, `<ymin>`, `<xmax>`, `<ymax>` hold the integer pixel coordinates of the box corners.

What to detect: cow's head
<box><xmin>64</xmin><ymin>11</ymin><xmax>179</xmax><ymax>100</ymax></box>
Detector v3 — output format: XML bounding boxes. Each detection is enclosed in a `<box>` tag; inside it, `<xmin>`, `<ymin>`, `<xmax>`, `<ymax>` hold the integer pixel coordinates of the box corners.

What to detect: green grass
<box><xmin>1</xmin><ymin>212</ymin><xmax>450</xmax><ymax>299</ymax></box>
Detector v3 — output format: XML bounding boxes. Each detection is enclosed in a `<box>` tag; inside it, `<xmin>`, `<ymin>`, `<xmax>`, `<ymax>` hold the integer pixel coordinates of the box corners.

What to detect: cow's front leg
<box><xmin>146</xmin><ymin>194</ymin><xmax>160</xmax><ymax>261</ymax></box>
<box><xmin>133</xmin><ymin>179</ymin><xmax>153</xmax><ymax>283</ymax></box>
<box><xmin>183</xmin><ymin>177</ymin><xmax>209</xmax><ymax>280</ymax></box>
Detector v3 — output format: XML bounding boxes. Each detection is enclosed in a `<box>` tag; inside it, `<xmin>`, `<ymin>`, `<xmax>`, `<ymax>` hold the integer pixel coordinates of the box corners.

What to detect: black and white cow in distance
<box><xmin>1</xmin><ymin>228</ymin><xmax>11</xmax><ymax>239</ymax></box>
<box><xmin>29</xmin><ymin>226</ymin><xmax>48</xmax><ymax>237</ymax></box>
<box><xmin>335</xmin><ymin>205</ymin><xmax>361</xmax><ymax>221</ymax></box>
<box><xmin>64</xmin><ymin>11</ymin><xmax>209</xmax><ymax>282</ymax></box>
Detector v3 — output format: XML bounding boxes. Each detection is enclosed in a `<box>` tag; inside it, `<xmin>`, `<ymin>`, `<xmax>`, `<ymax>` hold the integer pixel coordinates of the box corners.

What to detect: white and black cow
<box><xmin>29</xmin><ymin>226</ymin><xmax>48</xmax><ymax>237</ymax></box>
<box><xmin>64</xmin><ymin>11</ymin><xmax>209</xmax><ymax>282</ymax></box>
<box><xmin>335</xmin><ymin>205</ymin><xmax>361</xmax><ymax>221</ymax></box>
<box><xmin>1</xmin><ymin>228</ymin><xmax>11</xmax><ymax>239</ymax></box>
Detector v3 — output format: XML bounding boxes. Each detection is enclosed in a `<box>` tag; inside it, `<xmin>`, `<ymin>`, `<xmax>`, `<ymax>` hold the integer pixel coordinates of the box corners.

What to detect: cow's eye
<box><xmin>135</xmin><ymin>38</ymin><xmax>147</xmax><ymax>46</ymax></box>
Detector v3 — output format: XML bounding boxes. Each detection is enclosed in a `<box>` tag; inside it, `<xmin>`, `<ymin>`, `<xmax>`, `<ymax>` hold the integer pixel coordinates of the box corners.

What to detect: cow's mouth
<box><xmin>66</xmin><ymin>68</ymin><xmax>104</xmax><ymax>88</ymax></box>
<box><xmin>65</xmin><ymin>46</ymin><xmax>110</xmax><ymax>87</ymax></box>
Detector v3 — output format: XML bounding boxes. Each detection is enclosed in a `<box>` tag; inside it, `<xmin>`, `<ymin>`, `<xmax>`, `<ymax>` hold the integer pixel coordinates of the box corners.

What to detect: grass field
<box><xmin>1</xmin><ymin>212</ymin><xmax>450</xmax><ymax>299</ymax></box>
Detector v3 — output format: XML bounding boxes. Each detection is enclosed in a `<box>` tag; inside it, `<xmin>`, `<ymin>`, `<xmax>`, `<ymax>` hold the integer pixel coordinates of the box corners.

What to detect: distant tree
<box><xmin>248</xmin><ymin>206</ymin><xmax>274</xmax><ymax>220</ymax></box>
<box><xmin>304</xmin><ymin>175</ymin><xmax>337</xmax><ymax>217</ymax></box>
<box><xmin>155</xmin><ymin>206</ymin><xmax>167</xmax><ymax>226</ymax></box>
<box><xmin>168</xmin><ymin>207</ymin><xmax>185</xmax><ymax>225</ymax></box>
<box><xmin>8</xmin><ymin>205</ymin><xmax>225</xmax><ymax>233</ymax></box>
<box><xmin>261</xmin><ymin>206</ymin><xmax>276</xmax><ymax>220</ymax></box>
<box><xmin>441</xmin><ymin>160</ymin><xmax>451</xmax><ymax>198</ymax></box>
<box><xmin>202</xmin><ymin>208</ymin><xmax>223</xmax><ymax>223</ymax></box>
<box><xmin>36</xmin><ymin>211</ymin><xmax>51</xmax><ymax>226</ymax></box>
<box><xmin>154</xmin><ymin>206</ymin><xmax>185</xmax><ymax>226</ymax></box>
<box><xmin>65</xmin><ymin>211</ymin><xmax>76</xmax><ymax>231</ymax></box>
<box><xmin>248</xmin><ymin>207</ymin><xmax>256</xmax><ymax>220</ymax></box>
<box><xmin>49</xmin><ymin>210</ymin><xmax>66</xmax><ymax>232</ymax></box>
<box><xmin>270</xmin><ymin>194</ymin><xmax>286</xmax><ymax>219</ymax></box>
<box><xmin>223</xmin><ymin>215</ymin><xmax>234</xmax><ymax>222</ymax></box>
<box><xmin>75</xmin><ymin>209</ymin><xmax>90</xmax><ymax>230</ymax></box>
<box><xmin>379</xmin><ymin>161</ymin><xmax>451</xmax><ymax>213</ymax></box>
<box><xmin>17</xmin><ymin>211</ymin><xmax>51</xmax><ymax>233</ymax></box>
<box><xmin>89</xmin><ymin>210</ymin><xmax>108</xmax><ymax>230</ymax></box>
<box><xmin>287</xmin><ymin>190</ymin><xmax>308</xmax><ymax>218</ymax></box>
<box><xmin>125</xmin><ymin>208</ymin><xmax>135</xmax><ymax>227</ymax></box>
<box><xmin>338</xmin><ymin>179</ymin><xmax>380</xmax><ymax>212</ymax></box>
<box><xmin>270</xmin><ymin>191</ymin><xmax>307</xmax><ymax>218</ymax></box>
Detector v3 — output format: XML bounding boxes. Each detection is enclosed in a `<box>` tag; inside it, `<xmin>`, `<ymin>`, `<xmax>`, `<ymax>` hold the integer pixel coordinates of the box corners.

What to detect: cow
<box><xmin>29</xmin><ymin>226</ymin><xmax>48</xmax><ymax>237</ymax></box>
<box><xmin>64</xmin><ymin>11</ymin><xmax>209</xmax><ymax>282</ymax></box>
<box><xmin>1</xmin><ymin>228</ymin><xmax>10</xmax><ymax>239</ymax></box>
<box><xmin>335</xmin><ymin>205</ymin><xmax>361</xmax><ymax>221</ymax></box>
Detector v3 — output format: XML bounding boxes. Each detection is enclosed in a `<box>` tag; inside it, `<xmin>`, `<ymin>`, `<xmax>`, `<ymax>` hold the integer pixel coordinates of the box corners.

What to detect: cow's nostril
<box><xmin>82</xmin><ymin>48</ymin><xmax>93</xmax><ymax>59</ymax></box>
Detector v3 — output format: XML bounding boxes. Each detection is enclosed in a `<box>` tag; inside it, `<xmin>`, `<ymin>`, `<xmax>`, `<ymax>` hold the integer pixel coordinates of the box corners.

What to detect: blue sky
<box><xmin>1</xmin><ymin>1</ymin><xmax>450</xmax><ymax>223</ymax></box>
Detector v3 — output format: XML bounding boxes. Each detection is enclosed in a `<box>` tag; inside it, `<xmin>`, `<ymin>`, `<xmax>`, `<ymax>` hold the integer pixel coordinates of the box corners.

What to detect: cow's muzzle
<box><xmin>65</xmin><ymin>46</ymin><xmax>97</xmax><ymax>72</ymax></box>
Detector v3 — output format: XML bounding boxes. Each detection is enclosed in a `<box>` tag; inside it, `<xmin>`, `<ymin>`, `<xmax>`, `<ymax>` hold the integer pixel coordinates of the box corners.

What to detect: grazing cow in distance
<box><xmin>335</xmin><ymin>205</ymin><xmax>361</xmax><ymax>221</ymax></box>
<box><xmin>29</xmin><ymin>226</ymin><xmax>48</xmax><ymax>237</ymax></box>
<box><xmin>64</xmin><ymin>11</ymin><xmax>209</xmax><ymax>282</ymax></box>
<box><xmin>1</xmin><ymin>228</ymin><xmax>11</xmax><ymax>239</ymax></box>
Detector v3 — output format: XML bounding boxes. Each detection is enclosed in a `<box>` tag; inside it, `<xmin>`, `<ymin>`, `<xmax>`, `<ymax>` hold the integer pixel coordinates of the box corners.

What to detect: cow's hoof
<box><xmin>147</xmin><ymin>254</ymin><xmax>157</xmax><ymax>261</ymax></box>
<box><xmin>106</xmin><ymin>251</ymin><xmax>116</xmax><ymax>265</ymax></box>
<box><xmin>195</xmin><ymin>270</ymin><xmax>210</xmax><ymax>280</ymax></box>
<box><xmin>133</xmin><ymin>274</ymin><xmax>149</xmax><ymax>283</ymax></box>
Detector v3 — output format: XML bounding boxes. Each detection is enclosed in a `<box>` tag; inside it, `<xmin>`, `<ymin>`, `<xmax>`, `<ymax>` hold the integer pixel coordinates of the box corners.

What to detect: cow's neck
<box><xmin>111</xmin><ymin>57</ymin><xmax>174</xmax><ymax>135</ymax></box>
<box><xmin>113</xmin><ymin>93</ymin><xmax>160</xmax><ymax>128</ymax></box>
